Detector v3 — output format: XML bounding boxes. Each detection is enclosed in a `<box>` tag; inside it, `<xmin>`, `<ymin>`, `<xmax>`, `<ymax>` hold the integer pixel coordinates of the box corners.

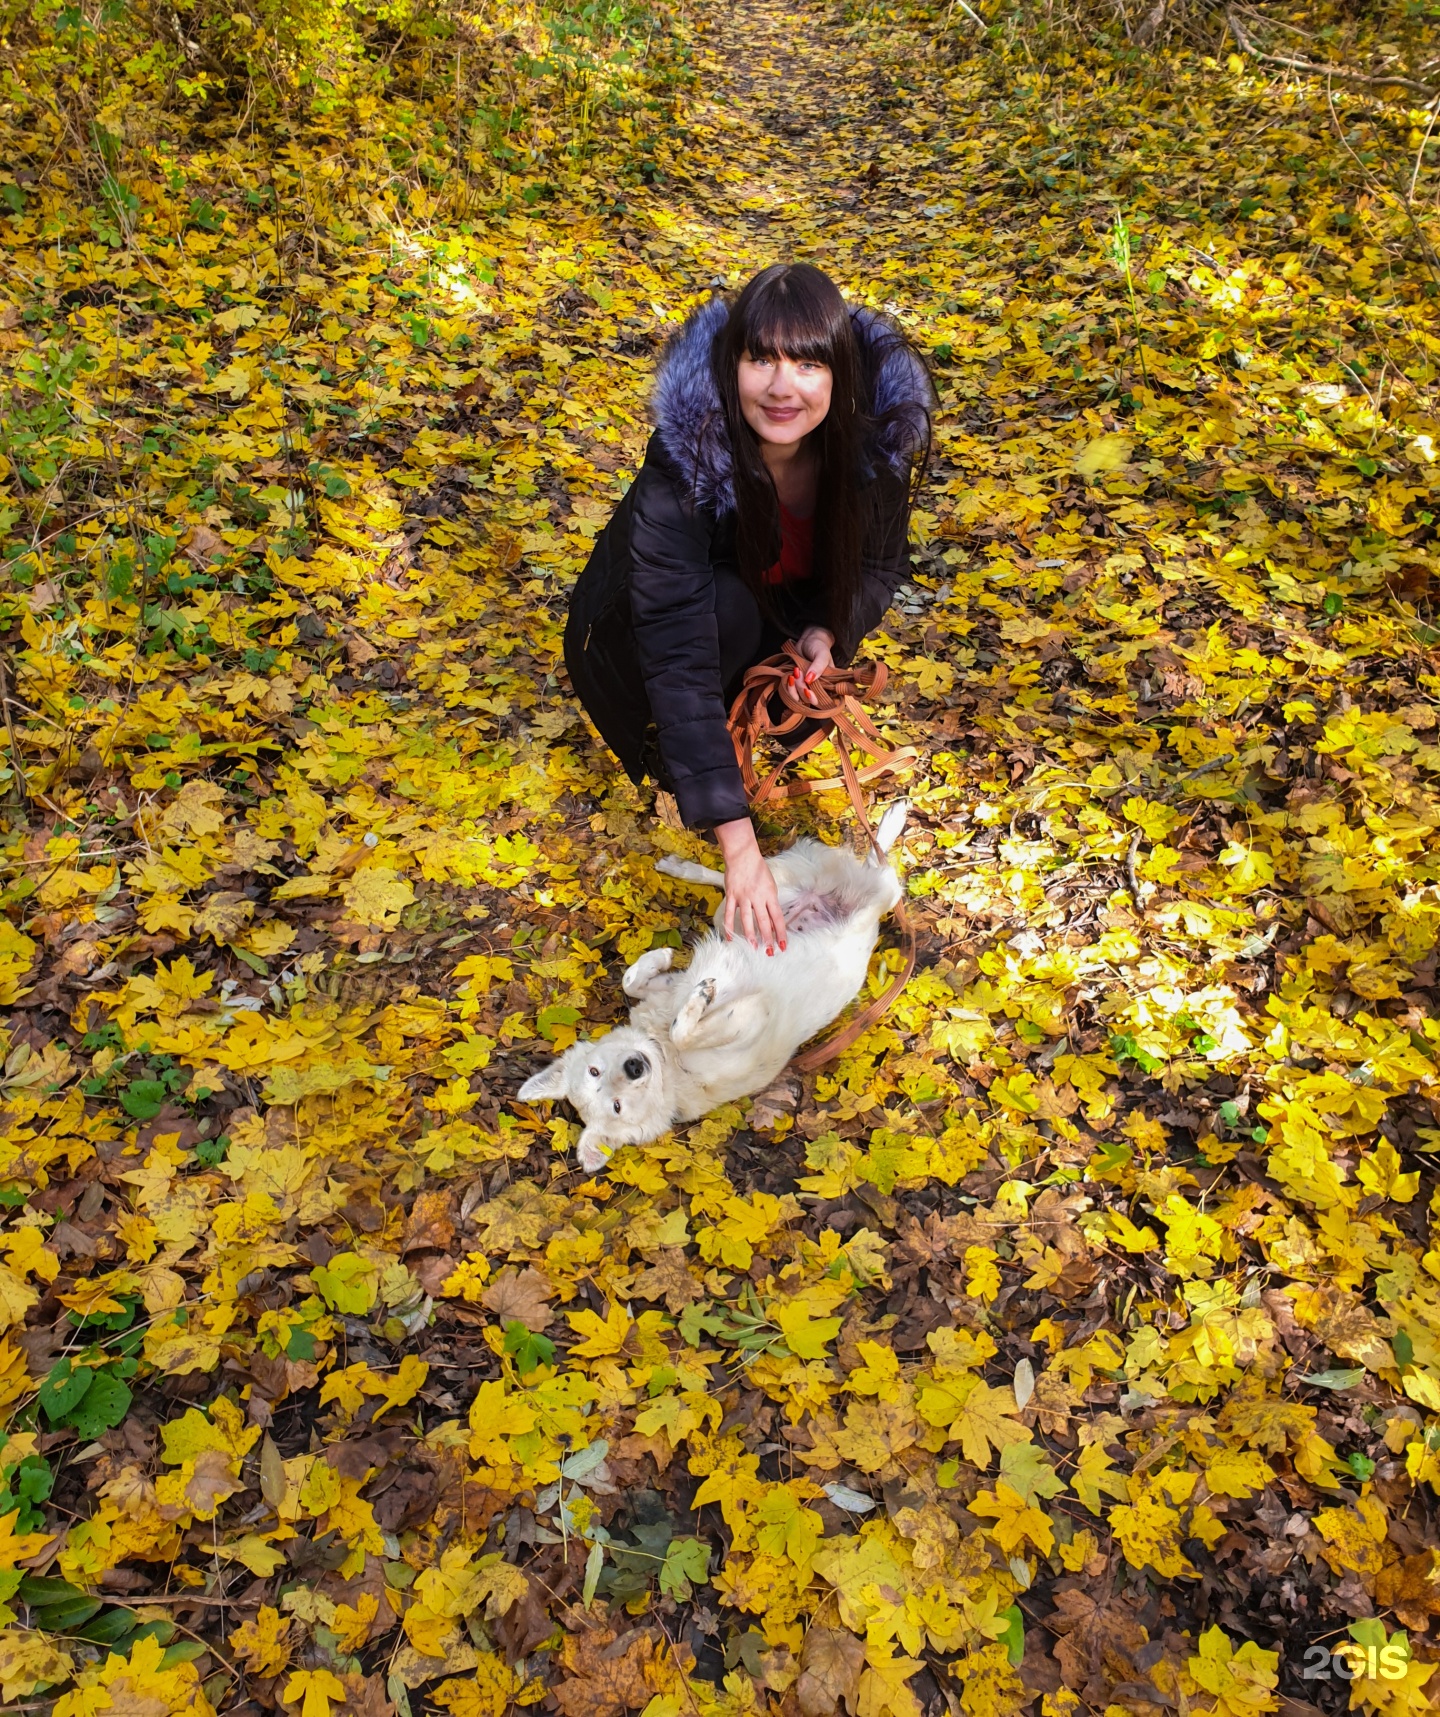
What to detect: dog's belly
<box><xmin>782</xmin><ymin>888</ymin><xmax>846</xmax><ymax>935</ymax></box>
<box><xmin>673</xmin><ymin>1039</ymin><xmax>796</xmax><ymax>1122</ymax></box>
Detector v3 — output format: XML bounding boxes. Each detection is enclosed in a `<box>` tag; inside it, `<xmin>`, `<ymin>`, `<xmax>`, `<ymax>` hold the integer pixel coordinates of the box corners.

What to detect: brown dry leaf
<box><xmin>184</xmin><ymin>1448</ymin><xmax>246</xmax><ymax>1516</ymax></box>
<box><xmin>797</xmin><ymin>1627</ymin><xmax>865</xmax><ymax>1717</ymax></box>
<box><xmin>341</xmin><ymin>1673</ymin><xmax>396</xmax><ymax>1717</ymax></box>
<box><xmin>403</xmin><ymin>1187</ymin><xmax>457</xmax><ymax>1255</ymax></box>
<box><xmin>1374</xmin><ymin>1549</ymin><xmax>1440</xmax><ymax>1628</ymax></box>
<box><xmin>749</xmin><ymin>1069</ymin><xmax>802</xmax><ymax>1131</ymax></box>
<box><xmin>480</xmin><ymin>1266</ymin><xmax>555</xmax><ymax>1329</ymax></box>
<box><xmin>193</xmin><ymin>891</ymin><xmax>256</xmax><ymax>942</ymax></box>
<box><xmin>1047</xmin><ymin>1584</ymin><xmax>1150</xmax><ymax>1705</ymax></box>
<box><xmin>184</xmin><ymin>523</ymin><xmax>227</xmax><ymax>567</ymax></box>
<box><xmin>553</xmin><ymin>1625</ymin><xmax>655</xmax><ymax>1717</ymax></box>
<box><xmin>629</xmin><ymin>1248</ymin><xmax>704</xmax><ymax>1315</ymax></box>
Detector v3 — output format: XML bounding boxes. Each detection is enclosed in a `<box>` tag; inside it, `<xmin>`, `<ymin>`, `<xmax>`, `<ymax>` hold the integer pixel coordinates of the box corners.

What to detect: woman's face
<box><xmin>737</xmin><ymin>349</ymin><xmax>832</xmax><ymax>448</ymax></box>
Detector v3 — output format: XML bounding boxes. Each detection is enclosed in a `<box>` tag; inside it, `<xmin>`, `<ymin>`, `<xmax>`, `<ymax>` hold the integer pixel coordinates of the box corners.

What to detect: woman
<box><xmin>565</xmin><ymin>262</ymin><xmax>935</xmax><ymax>956</ymax></box>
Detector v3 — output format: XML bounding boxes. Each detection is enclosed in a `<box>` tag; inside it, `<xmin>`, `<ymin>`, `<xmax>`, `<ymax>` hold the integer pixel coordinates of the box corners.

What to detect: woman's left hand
<box><xmin>790</xmin><ymin>627</ymin><xmax>836</xmax><ymax>707</ymax></box>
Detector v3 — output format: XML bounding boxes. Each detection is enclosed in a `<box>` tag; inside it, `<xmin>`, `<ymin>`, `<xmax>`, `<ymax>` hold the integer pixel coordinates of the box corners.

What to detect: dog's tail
<box><xmin>656</xmin><ymin>853</ymin><xmax>726</xmax><ymax>888</ymax></box>
<box><xmin>869</xmin><ymin>800</ymin><xmax>909</xmax><ymax>863</ymax></box>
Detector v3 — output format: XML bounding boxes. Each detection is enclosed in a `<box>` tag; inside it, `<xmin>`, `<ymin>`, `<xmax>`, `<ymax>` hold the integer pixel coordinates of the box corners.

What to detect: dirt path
<box><xmin>645</xmin><ymin>0</ymin><xmax>961</xmax><ymax>301</ymax></box>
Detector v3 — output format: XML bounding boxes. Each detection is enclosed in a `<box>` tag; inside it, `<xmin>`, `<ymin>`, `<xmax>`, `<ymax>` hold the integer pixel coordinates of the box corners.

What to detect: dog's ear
<box><xmin>518</xmin><ymin>1058</ymin><xmax>570</xmax><ymax>1102</ymax></box>
<box><xmin>576</xmin><ymin>1128</ymin><xmax>614</xmax><ymax>1174</ymax></box>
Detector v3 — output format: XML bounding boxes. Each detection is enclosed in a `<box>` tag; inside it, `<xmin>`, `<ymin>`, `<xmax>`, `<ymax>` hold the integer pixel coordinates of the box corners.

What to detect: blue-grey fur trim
<box><xmin>647</xmin><ymin>293</ymin><xmax>933</xmax><ymax>516</ymax></box>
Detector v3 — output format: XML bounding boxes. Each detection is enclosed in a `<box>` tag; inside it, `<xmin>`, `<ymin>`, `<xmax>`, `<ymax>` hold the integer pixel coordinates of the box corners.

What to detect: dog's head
<box><xmin>517</xmin><ymin>1028</ymin><xmax>671</xmax><ymax>1170</ymax></box>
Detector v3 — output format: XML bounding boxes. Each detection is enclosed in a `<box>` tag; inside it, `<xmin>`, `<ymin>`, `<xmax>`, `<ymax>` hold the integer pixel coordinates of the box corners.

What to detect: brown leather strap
<box><xmin>726</xmin><ymin>642</ymin><xmax>916</xmax><ymax>1072</ymax></box>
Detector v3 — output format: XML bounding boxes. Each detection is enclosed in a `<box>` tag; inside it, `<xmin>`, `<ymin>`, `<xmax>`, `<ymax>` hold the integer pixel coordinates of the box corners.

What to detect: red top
<box><xmin>764</xmin><ymin>502</ymin><xmax>814</xmax><ymax>586</ymax></box>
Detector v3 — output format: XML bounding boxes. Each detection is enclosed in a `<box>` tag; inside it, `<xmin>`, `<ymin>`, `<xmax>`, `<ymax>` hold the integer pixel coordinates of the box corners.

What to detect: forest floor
<box><xmin>3</xmin><ymin>3</ymin><xmax>1440</xmax><ymax>1717</ymax></box>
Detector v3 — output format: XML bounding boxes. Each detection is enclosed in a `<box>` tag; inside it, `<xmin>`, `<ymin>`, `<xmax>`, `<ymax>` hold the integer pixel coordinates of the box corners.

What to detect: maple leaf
<box><xmin>1314</xmin><ymin>1497</ymin><xmax>1388</xmax><ymax>1580</ymax></box>
<box><xmin>773</xmin><ymin>1299</ymin><xmax>844</xmax><ymax>1359</ymax></box>
<box><xmin>1187</xmin><ymin>1626</ymin><xmax>1279</xmax><ymax>1717</ymax></box>
<box><xmin>1109</xmin><ymin>1470</ymin><xmax>1199</xmax><ymax>1579</ymax></box>
<box><xmin>916</xmin><ymin>1375</ymin><xmax>1031</xmax><ymax>1469</ymax></box>
<box><xmin>333</xmin><ymin>1594</ymin><xmax>381</xmax><ymax>1654</ymax></box>
<box><xmin>962</xmin><ymin>1245</ymin><xmax>1001</xmax><ymax>1303</ymax></box>
<box><xmin>340</xmin><ymin>867</ymin><xmax>415</xmax><ymax>929</ymax></box>
<box><xmin>217</xmin><ymin>1532</ymin><xmax>288</xmax><ymax>1577</ymax></box>
<box><xmin>798</xmin><ymin>1627</ymin><xmax>865</xmax><ymax>1717</ymax></box>
<box><xmin>552</xmin><ymin>1624</ymin><xmax>656</xmax><ymax>1717</ymax></box>
<box><xmin>998</xmin><ymin>1441</ymin><xmax>1067</xmax><ymax>1503</ymax></box>
<box><xmin>812</xmin><ymin>1533</ymin><xmax>908</xmax><ymax>1632</ymax></box>
<box><xmin>833</xmin><ymin>1398</ymin><xmax>920</xmax><ymax>1475</ymax></box>
<box><xmin>230</xmin><ymin>1605</ymin><xmax>294</xmax><ymax>1677</ymax></box>
<box><xmin>0</xmin><ymin>1507</ymin><xmax>55</xmax><ymax>1569</ymax></box>
<box><xmin>1071</xmin><ymin>1442</ymin><xmax>1131</xmax><ymax>1513</ymax></box>
<box><xmin>846</xmin><ymin>1340</ymin><xmax>904</xmax><ymax>1398</ymax></box>
<box><xmin>433</xmin><ymin>1658</ymin><xmax>520</xmax><ymax>1717</ymax></box>
<box><xmin>481</xmin><ymin>1267</ymin><xmax>555</xmax><ymax>1329</ymax></box>
<box><xmin>629</xmin><ymin>1248</ymin><xmax>703</xmax><ymax>1314</ymax></box>
<box><xmin>467</xmin><ymin>1381</ymin><xmax>537</xmax><ymax>1465</ymax></box>
<box><xmin>1203</xmin><ymin>1448</ymin><xmax>1274</xmax><ymax>1499</ymax></box>
<box><xmin>311</xmin><ymin>1252</ymin><xmax>378</xmax><ymax>1316</ymax></box>
<box><xmin>1075</xmin><ymin>433</ymin><xmax>1133</xmax><ymax>477</ymax></box>
<box><xmin>971</xmin><ymin>1481</ymin><xmax>1055</xmax><ymax>1555</ymax></box>
<box><xmin>0</xmin><ymin>1628</ymin><xmax>74</xmax><ymax>1702</ymax></box>
<box><xmin>567</xmin><ymin>1302</ymin><xmax>669</xmax><ymax>1364</ymax></box>
<box><xmin>753</xmin><ymin>1483</ymin><xmax>824</xmax><ymax>1570</ymax></box>
<box><xmin>286</xmin><ymin>1666</ymin><xmax>348</xmax><ymax>1717</ymax></box>
<box><xmin>1047</xmin><ymin>1586</ymin><xmax>1150</xmax><ymax>1701</ymax></box>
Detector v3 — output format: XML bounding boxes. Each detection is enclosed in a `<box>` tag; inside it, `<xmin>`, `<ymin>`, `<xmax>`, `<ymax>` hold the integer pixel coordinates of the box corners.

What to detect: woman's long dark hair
<box><xmin>711</xmin><ymin>263</ymin><xmax>933</xmax><ymax>653</ymax></box>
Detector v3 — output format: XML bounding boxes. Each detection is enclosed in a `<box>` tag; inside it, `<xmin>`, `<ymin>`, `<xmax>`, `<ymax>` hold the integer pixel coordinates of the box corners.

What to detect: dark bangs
<box><xmin>732</xmin><ymin>269</ymin><xmax>850</xmax><ymax>371</ymax></box>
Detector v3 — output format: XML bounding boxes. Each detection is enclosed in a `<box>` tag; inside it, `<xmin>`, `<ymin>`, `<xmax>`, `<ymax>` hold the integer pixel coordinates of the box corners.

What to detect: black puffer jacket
<box><xmin>564</xmin><ymin>293</ymin><xmax>933</xmax><ymax>829</ymax></box>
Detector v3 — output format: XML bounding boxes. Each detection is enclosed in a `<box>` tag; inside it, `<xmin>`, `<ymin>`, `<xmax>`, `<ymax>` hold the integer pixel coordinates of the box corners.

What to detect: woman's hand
<box><xmin>715</xmin><ymin>818</ymin><xmax>787</xmax><ymax>954</ymax></box>
<box><xmin>790</xmin><ymin>626</ymin><xmax>836</xmax><ymax>707</ymax></box>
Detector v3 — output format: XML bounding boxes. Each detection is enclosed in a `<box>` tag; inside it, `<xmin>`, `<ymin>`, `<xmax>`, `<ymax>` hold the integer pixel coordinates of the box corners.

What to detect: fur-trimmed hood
<box><xmin>648</xmin><ymin>293</ymin><xmax>933</xmax><ymax>517</ymax></box>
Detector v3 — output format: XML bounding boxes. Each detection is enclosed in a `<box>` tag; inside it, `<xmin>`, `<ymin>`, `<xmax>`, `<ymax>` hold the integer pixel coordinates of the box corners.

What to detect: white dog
<box><xmin>518</xmin><ymin>804</ymin><xmax>908</xmax><ymax>1171</ymax></box>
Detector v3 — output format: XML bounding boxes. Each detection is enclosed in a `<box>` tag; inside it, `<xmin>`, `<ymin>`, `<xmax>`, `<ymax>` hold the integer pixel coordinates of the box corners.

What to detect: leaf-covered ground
<box><xmin>4</xmin><ymin>3</ymin><xmax>1440</xmax><ymax>1717</ymax></box>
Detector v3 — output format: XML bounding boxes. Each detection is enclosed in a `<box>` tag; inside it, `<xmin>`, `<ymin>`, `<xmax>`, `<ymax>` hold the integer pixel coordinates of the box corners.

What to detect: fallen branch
<box><xmin>1225</xmin><ymin>9</ymin><xmax>1438</xmax><ymax>101</ymax></box>
<box><xmin>946</xmin><ymin>0</ymin><xmax>988</xmax><ymax>31</ymax></box>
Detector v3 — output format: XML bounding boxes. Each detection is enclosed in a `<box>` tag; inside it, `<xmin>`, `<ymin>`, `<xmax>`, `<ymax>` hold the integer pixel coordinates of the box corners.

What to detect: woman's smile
<box><xmin>738</xmin><ymin>348</ymin><xmax>834</xmax><ymax>446</ymax></box>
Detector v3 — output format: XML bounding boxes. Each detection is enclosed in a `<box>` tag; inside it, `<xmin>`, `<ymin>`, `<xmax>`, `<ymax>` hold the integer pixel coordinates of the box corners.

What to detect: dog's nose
<box><xmin>623</xmin><ymin>1056</ymin><xmax>646</xmax><ymax>1080</ymax></box>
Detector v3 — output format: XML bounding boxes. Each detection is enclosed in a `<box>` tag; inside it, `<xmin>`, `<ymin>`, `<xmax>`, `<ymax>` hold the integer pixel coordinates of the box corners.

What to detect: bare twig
<box><xmin>0</xmin><ymin>654</ymin><xmax>29</xmax><ymax>801</ymax></box>
<box><xmin>1123</xmin><ymin>829</ymin><xmax>1144</xmax><ymax>910</ymax></box>
<box><xmin>1225</xmin><ymin>9</ymin><xmax>1438</xmax><ymax>100</ymax></box>
<box><xmin>944</xmin><ymin>0</ymin><xmax>988</xmax><ymax>30</ymax></box>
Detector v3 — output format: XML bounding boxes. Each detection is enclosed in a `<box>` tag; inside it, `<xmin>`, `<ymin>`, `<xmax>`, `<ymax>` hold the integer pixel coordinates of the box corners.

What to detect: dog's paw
<box><xmin>576</xmin><ymin>1131</ymin><xmax>614</xmax><ymax>1174</ymax></box>
<box><xmin>623</xmin><ymin>945</ymin><xmax>674</xmax><ymax>995</ymax></box>
<box><xmin>672</xmin><ymin>975</ymin><xmax>719</xmax><ymax>1048</ymax></box>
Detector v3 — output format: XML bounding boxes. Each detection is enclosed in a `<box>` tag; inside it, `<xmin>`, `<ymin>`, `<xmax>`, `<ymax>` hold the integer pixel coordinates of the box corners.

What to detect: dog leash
<box><xmin>726</xmin><ymin>640</ymin><xmax>918</xmax><ymax>1073</ymax></box>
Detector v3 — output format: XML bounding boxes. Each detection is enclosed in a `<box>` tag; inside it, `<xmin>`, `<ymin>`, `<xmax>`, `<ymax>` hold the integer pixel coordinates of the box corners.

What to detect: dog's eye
<box><xmin>613</xmin><ymin>1100</ymin><xmax>622</xmax><ymax>1114</ymax></box>
<box><xmin>588</xmin><ymin>1066</ymin><xmax>600</xmax><ymax>1077</ymax></box>
<box><xmin>623</xmin><ymin>1056</ymin><xmax>645</xmax><ymax>1080</ymax></box>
